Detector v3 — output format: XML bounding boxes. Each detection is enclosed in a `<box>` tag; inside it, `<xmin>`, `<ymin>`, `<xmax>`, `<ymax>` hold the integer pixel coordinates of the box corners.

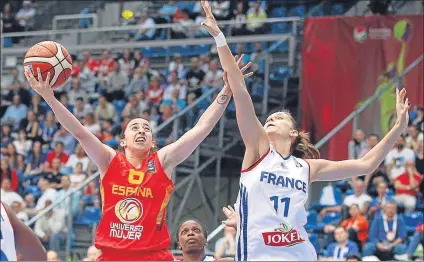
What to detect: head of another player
<box><xmin>120</xmin><ymin>117</ymin><xmax>155</xmax><ymax>154</ymax></box>
<box><xmin>177</xmin><ymin>219</ymin><xmax>208</xmax><ymax>253</ymax></box>
<box><xmin>264</xmin><ymin>110</ymin><xmax>320</xmax><ymax>159</ymax></box>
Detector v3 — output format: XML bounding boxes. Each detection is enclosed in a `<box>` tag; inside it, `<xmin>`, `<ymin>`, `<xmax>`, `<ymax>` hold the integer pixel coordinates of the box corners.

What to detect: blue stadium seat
<box><xmin>177</xmin><ymin>1</ymin><xmax>194</xmax><ymax>13</ymax></box>
<box><xmin>251</xmin><ymin>82</ymin><xmax>264</xmax><ymax>97</ymax></box>
<box><xmin>345</xmin><ymin>189</ymin><xmax>354</xmax><ymax>196</ymax></box>
<box><xmin>3</xmin><ymin>37</ymin><xmax>13</xmax><ymax>48</ymax></box>
<box><xmin>25</xmin><ymin>185</ymin><xmax>41</xmax><ymax>198</ymax></box>
<box><xmin>151</xmin><ymin>47</ymin><xmax>171</xmax><ymax>57</ymax></box>
<box><xmin>309</xmin><ymin>233</ymin><xmax>320</xmax><ymax>253</ymax></box>
<box><xmin>335</xmin><ymin>180</ymin><xmax>351</xmax><ymax>193</ymax></box>
<box><xmin>271</xmin><ymin>23</ymin><xmax>288</xmax><ymax>34</ymax></box>
<box><xmin>305</xmin><ymin>210</ymin><xmax>318</xmax><ymax>231</ymax></box>
<box><xmin>289</xmin><ymin>5</ymin><xmax>306</xmax><ymax>18</ymax></box>
<box><xmin>141</xmin><ymin>47</ymin><xmax>153</xmax><ymax>58</ymax></box>
<box><xmin>112</xmin><ymin>100</ymin><xmax>126</xmax><ymax>115</ymax></box>
<box><xmin>309</xmin><ymin>5</ymin><xmax>325</xmax><ymax>17</ymax></box>
<box><xmin>270</xmin><ymin>66</ymin><xmax>291</xmax><ymax>81</ymax></box>
<box><xmin>270</xmin><ymin>7</ymin><xmax>287</xmax><ymax>18</ymax></box>
<box><xmin>331</xmin><ymin>4</ymin><xmax>344</xmax><ymax>16</ymax></box>
<box><xmin>403</xmin><ymin>212</ymin><xmax>423</xmax><ymax>232</ymax></box>
<box><xmin>75</xmin><ymin>207</ymin><xmax>102</xmax><ymax>225</ymax></box>
<box><xmin>321</xmin><ymin>212</ymin><xmax>342</xmax><ymax>225</ymax></box>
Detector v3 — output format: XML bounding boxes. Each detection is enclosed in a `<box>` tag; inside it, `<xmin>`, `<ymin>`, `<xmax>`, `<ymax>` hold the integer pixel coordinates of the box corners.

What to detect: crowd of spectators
<box><xmin>314</xmin><ymin>106</ymin><xmax>423</xmax><ymax>261</ymax></box>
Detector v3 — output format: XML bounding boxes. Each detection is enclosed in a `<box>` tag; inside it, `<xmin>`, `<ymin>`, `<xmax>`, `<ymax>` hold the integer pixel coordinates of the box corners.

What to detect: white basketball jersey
<box><xmin>1</xmin><ymin>203</ymin><xmax>17</xmax><ymax>261</ymax></box>
<box><xmin>234</xmin><ymin>146</ymin><xmax>317</xmax><ymax>261</ymax></box>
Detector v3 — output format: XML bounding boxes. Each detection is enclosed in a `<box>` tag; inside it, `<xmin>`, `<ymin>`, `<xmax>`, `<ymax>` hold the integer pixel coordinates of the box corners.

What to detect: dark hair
<box><xmin>175</xmin><ymin>219</ymin><xmax>208</xmax><ymax>243</ymax></box>
<box><xmin>281</xmin><ymin>110</ymin><xmax>320</xmax><ymax>159</ymax></box>
<box><xmin>368</xmin><ymin>133</ymin><xmax>380</xmax><ymax>140</ymax></box>
<box><xmin>346</xmin><ymin>254</ymin><xmax>361</xmax><ymax>261</ymax></box>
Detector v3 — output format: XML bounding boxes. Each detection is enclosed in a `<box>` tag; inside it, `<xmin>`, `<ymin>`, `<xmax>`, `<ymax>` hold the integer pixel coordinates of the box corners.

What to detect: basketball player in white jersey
<box><xmin>1</xmin><ymin>201</ymin><xmax>47</xmax><ymax>261</ymax></box>
<box><xmin>199</xmin><ymin>1</ymin><xmax>411</xmax><ymax>260</ymax></box>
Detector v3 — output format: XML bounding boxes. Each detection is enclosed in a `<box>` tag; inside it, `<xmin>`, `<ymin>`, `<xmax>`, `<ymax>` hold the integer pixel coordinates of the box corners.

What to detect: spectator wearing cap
<box><xmin>394</xmin><ymin>162</ymin><xmax>422</xmax><ymax>212</ymax></box>
<box><xmin>322</xmin><ymin>227</ymin><xmax>359</xmax><ymax>261</ymax></box>
<box><xmin>363</xmin><ymin>201</ymin><xmax>407</xmax><ymax>261</ymax></box>
<box><xmin>1</xmin><ymin>94</ymin><xmax>28</xmax><ymax>129</ymax></box>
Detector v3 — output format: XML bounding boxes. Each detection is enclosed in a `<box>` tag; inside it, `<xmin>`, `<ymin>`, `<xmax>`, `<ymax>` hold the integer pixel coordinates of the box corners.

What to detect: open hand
<box><xmin>24</xmin><ymin>68</ymin><xmax>54</xmax><ymax>99</ymax></box>
<box><xmin>396</xmin><ymin>88</ymin><xmax>410</xmax><ymax>129</ymax></box>
<box><xmin>223</xmin><ymin>54</ymin><xmax>254</xmax><ymax>90</ymax></box>
<box><xmin>200</xmin><ymin>0</ymin><xmax>222</xmax><ymax>37</ymax></box>
<box><xmin>222</xmin><ymin>205</ymin><xmax>238</xmax><ymax>229</ymax></box>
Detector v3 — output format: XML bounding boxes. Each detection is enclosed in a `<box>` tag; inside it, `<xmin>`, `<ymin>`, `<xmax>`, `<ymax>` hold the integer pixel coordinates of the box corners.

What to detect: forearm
<box><xmin>196</xmin><ymin>87</ymin><xmax>232</xmax><ymax>128</ymax></box>
<box><xmin>43</xmin><ymin>95</ymin><xmax>87</xmax><ymax>140</ymax></box>
<box><xmin>361</xmin><ymin>122</ymin><xmax>405</xmax><ymax>173</ymax></box>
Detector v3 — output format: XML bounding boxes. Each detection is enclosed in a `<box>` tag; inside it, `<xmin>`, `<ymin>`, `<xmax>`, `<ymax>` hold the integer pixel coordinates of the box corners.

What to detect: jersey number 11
<box><xmin>270</xmin><ymin>196</ymin><xmax>291</xmax><ymax>217</ymax></box>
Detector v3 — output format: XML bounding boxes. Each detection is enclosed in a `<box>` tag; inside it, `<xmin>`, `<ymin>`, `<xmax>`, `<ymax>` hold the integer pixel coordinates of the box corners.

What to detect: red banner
<box><xmin>301</xmin><ymin>15</ymin><xmax>423</xmax><ymax>160</ymax></box>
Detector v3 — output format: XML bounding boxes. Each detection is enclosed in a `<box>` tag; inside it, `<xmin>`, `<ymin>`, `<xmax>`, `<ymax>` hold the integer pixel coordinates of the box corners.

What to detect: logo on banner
<box><xmin>262</xmin><ymin>222</ymin><xmax>305</xmax><ymax>247</ymax></box>
<box><xmin>353</xmin><ymin>26</ymin><xmax>368</xmax><ymax>42</ymax></box>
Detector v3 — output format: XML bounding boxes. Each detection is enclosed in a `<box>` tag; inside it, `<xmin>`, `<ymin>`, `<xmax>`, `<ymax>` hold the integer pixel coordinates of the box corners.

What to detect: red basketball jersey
<box><xmin>94</xmin><ymin>151</ymin><xmax>174</xmax><ymax>251</ymax></box>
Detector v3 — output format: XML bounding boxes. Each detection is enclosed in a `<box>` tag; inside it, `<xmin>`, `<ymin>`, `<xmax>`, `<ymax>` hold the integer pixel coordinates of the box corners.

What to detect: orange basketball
<box><xmin>23</xmin><ymin>41</ymin><xmax>73</xmax><ymax>88</ymax></box>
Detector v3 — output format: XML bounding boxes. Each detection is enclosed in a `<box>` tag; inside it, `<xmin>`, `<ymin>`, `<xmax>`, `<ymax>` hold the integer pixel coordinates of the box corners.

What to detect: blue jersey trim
<box><xmin>242</xmin><ymin>185</ymin><xmax>248</xmax><ymax>261</ymax></box>
<box><xmin>236</xmin><ymin>186</ymin><xmax>243</xmax><ymax>261</ymax></box>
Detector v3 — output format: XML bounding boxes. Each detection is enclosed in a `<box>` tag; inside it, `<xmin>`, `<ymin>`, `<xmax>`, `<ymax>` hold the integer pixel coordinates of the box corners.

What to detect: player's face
<box><xmin>264</xmin><ymin>112</ymin><xmax>295</xmax><ymax>139</ymax></box>
<box><xmin>178</xmin><ymin>220</ymin><xmax>206</xmax><ymax>252</ymax></box>
<box><xmin>121</xmin><ymin>118</ymin><xmax>154</xmax><ymax>152</ymax></box>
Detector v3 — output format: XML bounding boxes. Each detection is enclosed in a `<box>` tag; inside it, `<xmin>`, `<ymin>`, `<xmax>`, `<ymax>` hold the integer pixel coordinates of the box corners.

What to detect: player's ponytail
<box><xmin>291</xmin><ymin>130</ymin><xmax>320</xmax><ymax>159</ymax></box>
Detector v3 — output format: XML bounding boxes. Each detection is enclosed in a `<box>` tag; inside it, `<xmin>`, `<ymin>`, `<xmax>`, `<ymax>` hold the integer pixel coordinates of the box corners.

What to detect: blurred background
<box><xmin>1</xmin><ymin>0</ymin><xmax>423</xmax><ymax>261</ymax></box>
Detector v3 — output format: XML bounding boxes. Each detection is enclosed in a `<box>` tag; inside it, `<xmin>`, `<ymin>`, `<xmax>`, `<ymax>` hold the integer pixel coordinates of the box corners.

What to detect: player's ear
<box><xmin>120</xmin><ymin>139</ymin><xmax>126</xmax><ymax>148</ymax></box>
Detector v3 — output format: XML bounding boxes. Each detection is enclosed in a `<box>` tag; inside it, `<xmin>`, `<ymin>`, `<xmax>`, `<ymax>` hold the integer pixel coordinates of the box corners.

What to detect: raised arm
<box><xmin>24</xmin><ymin>69</ymin><xmax>115</xmax><ymax>178</ymax></box>
<box><xmin>309</xmin><ymin>88</ymin><xmax>410</xmax><ymax>182</ymax></box>
<box><xmin>158</xmin><ymin>57</ymin><xmax>253</xmax><ymax>176</ymax></box>
<box><xmin>200</xmin><ymin>0</ymin><xmax>269</xmax><ymax>170</ymax></box>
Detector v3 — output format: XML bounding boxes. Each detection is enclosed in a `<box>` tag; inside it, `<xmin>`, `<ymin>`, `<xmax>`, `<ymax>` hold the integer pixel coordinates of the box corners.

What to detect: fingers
<box><xmin>228</xmin><ymin>205</ymin><xmax>235</xmax><ymax>213</ymax></box>
<box><xmin>37</xmin><ymin>67</ymin><xmax>42</xmax><ymax>82</ymax></box>
<box><xmin>241</xmin><ymin>61</ymin><xmax>253</xmax><ymax>73</ymax></box>
<box><xmin>45</xmin><ymin>72</ymin><xmax>51</xmax><ymax>86</ymax></box>
<box><xmin>234</xmin><ymin>55</ymin><xmax>238</xmax><ymax>62</ymax></box>
<box><xmin>237</xmin><ymin>54</ymin><xmax>245</xmax><ymax>67</ymax></box>
<box><xmin>243</xmin><ymin>72</ymin><xmax>254</xmax><ymax>78</ymax></box>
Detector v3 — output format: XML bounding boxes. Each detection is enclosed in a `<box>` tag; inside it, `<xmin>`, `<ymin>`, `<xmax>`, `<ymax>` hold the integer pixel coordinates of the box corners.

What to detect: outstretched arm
<box><xmin>25</xmin><ymin>69</ymin><xmax>115</xmax><ymax>178</ymax></box>
<box><xmin>200</xmin><ymin>0</ymin><xmax>269</xmax><ymax>170</ymax></box>
<box><xmin>309</xmin><ymin>88</ymin><xmax>410</xmax><ymax>182</ymax></box>
<box><xmin>158</xmin><ymin>56</ymin><xmax>253</xmax><ymax>176</ymax></box>
<box><xmin>2</xmin><ymin>202</ymin><xmax>46</xmax><ymax>261</ymax></box>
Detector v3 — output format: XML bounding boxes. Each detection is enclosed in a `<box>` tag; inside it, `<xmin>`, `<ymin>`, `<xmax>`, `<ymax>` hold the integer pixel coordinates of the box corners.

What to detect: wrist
<box><xmin>213</xmin><ymin>32</ymin><xmax>227</xmax><ymax>47</ymax></box>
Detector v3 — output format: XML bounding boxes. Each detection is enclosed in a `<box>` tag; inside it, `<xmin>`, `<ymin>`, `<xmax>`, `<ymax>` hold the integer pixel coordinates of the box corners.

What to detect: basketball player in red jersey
<box><xmin>24</xmin><ymin>57</ymin><xmax>253</xmax><ymax>261</ymax></box>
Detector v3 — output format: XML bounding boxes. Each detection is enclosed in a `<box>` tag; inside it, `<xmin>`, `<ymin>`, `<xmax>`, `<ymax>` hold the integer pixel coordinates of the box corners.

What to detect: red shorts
<box><xmin>97</xmin><ymin>248</ymin><xmax>174</xmax><ymax>261</ymax></box>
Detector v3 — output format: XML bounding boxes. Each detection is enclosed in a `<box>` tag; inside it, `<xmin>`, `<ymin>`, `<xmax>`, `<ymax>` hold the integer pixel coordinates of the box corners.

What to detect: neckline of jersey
<box><xmin>275</xmin><ymin>150</ymin><xmax>291</xmax><ymax>160</ymax></box>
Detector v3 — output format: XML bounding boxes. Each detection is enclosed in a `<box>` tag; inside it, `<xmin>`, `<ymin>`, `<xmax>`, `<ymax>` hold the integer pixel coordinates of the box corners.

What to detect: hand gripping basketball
<box><xmin>24</xmin><ymin>68</ymin><xmax>54</xmax><ymax>99</ymax></box>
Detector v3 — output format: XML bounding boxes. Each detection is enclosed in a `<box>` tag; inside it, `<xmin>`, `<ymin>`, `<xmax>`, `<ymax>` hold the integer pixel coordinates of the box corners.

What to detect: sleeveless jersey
<box><xmin>94</xmin><ymin>152</ymin><xmax>174</xmax><ymax>251</ymax></box>
<box><xmin>234</xmin><ymin>146</ymin><xmax>317</xmax><ymax>261</ymax></box>
<box><xmin>1</xmin><ymin>202</ymin><xmax>17</xmax><ymax>261</ymax></box>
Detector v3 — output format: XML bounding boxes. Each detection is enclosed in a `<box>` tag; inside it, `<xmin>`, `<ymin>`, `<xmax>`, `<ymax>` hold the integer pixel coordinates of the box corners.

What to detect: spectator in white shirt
<box><xmin>12</xmin><ymin>129</ymin><xmax>32</xmax><ymax>156</ymax></box>
<box><xmin>27</xmin><ymin>177</ymin><xmax>57</xmax><ymax>216</ymax></box>
<box><xmin>34</xmin><ymin>200</ymin><xmax>67</xmax><ymax>252</ymax></box>
<box><xmin>204</xmin><ymin>59</ymin><xmax>223</xmax><ymax>89</ymax></box>
<box><xmin>70</xmin><ymin>163</ymin><xmax>87</xmax><ymax>188</ymax></box>
<box><xmin>385</xmin><ymin>135</ymin><xmax>415</xmax><ymax>181</ymax></box>
<box><xmin>82</xmin><ymin>113</ymin><xmax>101</xmax><ymax>135</ymax></box>
<box><xmin>15</xmin><ymin>0</ymin><xmax>36</xmax><ymax>31</ymax></box>
<box><xmin>210</xmin><ymin>0</ymin><xmax>231</xmax><ymax>20</ymax></box>
<box><xmin>343</xmin><ymin>180</ymin><xmax>372</xmax><ymax>214</ymax></box>
<box><xmin>65</xmin><ymin>144</ymin><xmax>91</xmax><ymax>173</ymax></box>
<box><xmin>0</xmin><ymin>178</ymin><xmax>26</xmax><ymax>207</ymax></box>
<box><xmin>10</xmin><ymin>200</ymin><xmax>29</xmax><ymax>222</ymax></box>
<box><xmin>134</xmin><ymin>11</ymin><xmax>156</xmax><ymax>41</ymax></box>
